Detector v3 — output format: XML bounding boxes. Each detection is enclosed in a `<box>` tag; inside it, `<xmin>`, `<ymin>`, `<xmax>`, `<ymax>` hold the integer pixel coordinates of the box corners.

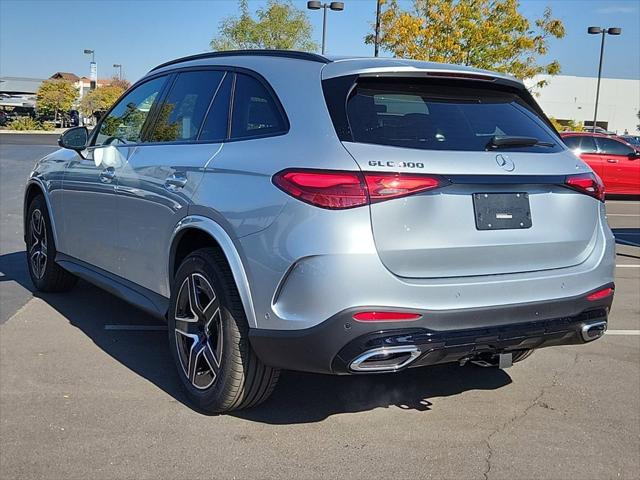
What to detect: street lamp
<box><xmin>83</xmin><ymin>49</ymin><xmax>97</xmax><ymax>90</ymax></box>
<box><xmin>374</xmin><ymin>0</ymin><xmax>382</xmax><ymax>57</ymax></box>
<box><xmin>113</xmin><ymin>64</ymin><xmax>122</xmax><ymax>80</ymax></box>
<box><xmin>307</xmin><ymin>1</ymin><xmax>344</xmax><ymax>55</ymax></box>
<box><xmin>587</xmin><ymin>26</ymin><xmax>621</xmax><ymax>133</ymax></box>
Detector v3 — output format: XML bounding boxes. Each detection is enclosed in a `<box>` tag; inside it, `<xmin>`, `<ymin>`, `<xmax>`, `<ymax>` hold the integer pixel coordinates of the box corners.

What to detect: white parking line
<box><xmin>606</xmin><ymin>330</ymin><xmax>640</xmax><ymax>336</ymax></box>
<box><xmin>104</xmin><ymin>325</ymin><xmax>167</xmax><ymax>331</ymax></box>
<box><xmin>607</xmin><ymin>214</ymin><xmax>640</xmax><ymax>217</ymax></box>
<box><xmin>616</xmin><ymin>265</ymin><xmax>640</xmax><ymax>268</ymax></box>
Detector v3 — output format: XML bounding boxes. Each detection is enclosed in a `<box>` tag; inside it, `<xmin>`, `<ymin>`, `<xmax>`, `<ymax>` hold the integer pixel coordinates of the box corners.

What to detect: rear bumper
<box><xmin>249</xmin><ymin>284</ymin><xmax>614</xmax><ymax>374</ymax></box>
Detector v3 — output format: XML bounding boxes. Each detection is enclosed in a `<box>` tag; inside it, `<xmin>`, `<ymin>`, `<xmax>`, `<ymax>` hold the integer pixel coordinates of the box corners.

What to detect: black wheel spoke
<box><xmin>174</xmin><ymin>317</ymin><xmax>200</xmax><ymax>336</ymax></box>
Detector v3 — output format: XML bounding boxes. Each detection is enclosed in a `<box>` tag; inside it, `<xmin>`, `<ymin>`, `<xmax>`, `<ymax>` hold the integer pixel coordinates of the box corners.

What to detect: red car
<box><xmin>561</xmin><ymin>132</ymin><xmax>640</xmax><ymax>195</ymax></box>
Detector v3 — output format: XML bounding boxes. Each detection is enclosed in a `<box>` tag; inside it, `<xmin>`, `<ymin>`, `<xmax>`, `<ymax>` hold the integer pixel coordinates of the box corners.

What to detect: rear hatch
<box><xmin>323</xmin><ymin>73</ymin><xmax>601</xmax><ymax>278</ymax></box>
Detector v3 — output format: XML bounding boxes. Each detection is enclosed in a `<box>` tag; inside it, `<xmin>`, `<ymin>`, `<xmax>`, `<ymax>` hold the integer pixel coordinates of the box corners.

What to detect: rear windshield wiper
<box><xmin>486</xmin><ymin>135</ymin><xmax>555</xmax><ymax>150</ymax></box>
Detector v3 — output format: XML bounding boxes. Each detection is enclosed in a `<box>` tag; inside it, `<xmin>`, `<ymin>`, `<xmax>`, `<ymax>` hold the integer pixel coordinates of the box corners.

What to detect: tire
<box><xmin>26</xmin><ymin>195</ymin><xmax>77</xmax><ymax>292</ymax></box>
<box><xmin>168</xmin><ymin>247</ymin><xmax>280</xmax><ymax>413</ymax></box>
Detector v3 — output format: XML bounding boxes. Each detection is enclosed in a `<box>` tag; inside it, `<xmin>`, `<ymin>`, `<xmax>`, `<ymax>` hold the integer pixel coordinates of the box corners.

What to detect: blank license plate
<box><xmin>473</xmin><ymin>193</ymin><xmax>532</xmax><ymax>230</ymax></box>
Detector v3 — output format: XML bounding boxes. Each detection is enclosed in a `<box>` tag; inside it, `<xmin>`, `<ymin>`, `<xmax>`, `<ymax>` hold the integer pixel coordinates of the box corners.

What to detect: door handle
<box><xmin>164</xmin><ymin>173</ymin><xmax>188</xmax><ymax>190</ymax></box>
<box><xmin>606</xmin><ymin>158</ymin><xmax>618</xmax><ymax>163</ymax></box>
<box><xmin>99</xmin><ymin>167</ymin><xmax>116</xmax><ymax>183</ymax></box>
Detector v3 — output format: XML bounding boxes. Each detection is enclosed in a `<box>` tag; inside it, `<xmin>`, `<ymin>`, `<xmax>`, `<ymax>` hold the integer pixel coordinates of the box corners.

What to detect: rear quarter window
<box><xmin>340</xmin><ymin>78</ymin><xmax>562</xmax><ymax>153</ymax></box>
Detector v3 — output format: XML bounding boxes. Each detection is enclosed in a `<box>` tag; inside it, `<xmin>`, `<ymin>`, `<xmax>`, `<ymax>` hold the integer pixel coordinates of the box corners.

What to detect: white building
<box><xmin>526</xmin><ymin>74</ymin><xmax>639</xmax><ymax>134</ymax></box>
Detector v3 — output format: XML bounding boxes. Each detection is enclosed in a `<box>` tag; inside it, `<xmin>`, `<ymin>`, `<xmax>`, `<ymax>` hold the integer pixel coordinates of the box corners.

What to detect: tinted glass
<box><xmin>597</xmin><ymin>137</ymin><xmax>634</xmax><ymax>155</ymax></box>
<box><xmin>345</xmin><ymin>79</ymin><xmax>561</xmax><ymax>153</ymax></box>
<box><xmin>562</xmin><ymin>136</ymin><xmax>581</xmax><ymax>150</ymax></box>
<box><xmin>147</xmin><ymin>70</ymin><xmax>224</xmax><ymax>142</ymax></box>
<box><xmin>96</xmin><ymin>77</ymin><xmax>166</xmax><ymax>145</ymax></box>
<box><xmin>564</xmin><ymin>135</ymin><xmax>597</xmax><ymax>154</ymax></box>
<box><xmin>230</xmin><ymin>74</ymin><xmax>286</xmax><ymax>139</ymax></box>
<box><xmin>199</xmin><ymin>72</ymin><xmax>232</xmax><ymax>142</ymax></box>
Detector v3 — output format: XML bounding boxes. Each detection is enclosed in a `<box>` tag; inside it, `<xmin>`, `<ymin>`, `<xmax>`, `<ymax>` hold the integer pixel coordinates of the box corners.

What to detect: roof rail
<box><xmin>150</xmin><ymin>50</ymin><xmax>331</xmax><ymax>72</ymax></box>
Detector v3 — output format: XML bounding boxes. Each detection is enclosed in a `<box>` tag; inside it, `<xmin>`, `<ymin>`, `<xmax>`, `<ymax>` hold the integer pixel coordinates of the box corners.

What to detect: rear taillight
<box><xmin>273</xmin><ymin>169</ymin><xmax>445</xmax><ymax>209</ymax></box>
<box><xmin>364</xmin><ymin>173</ymin><xmax>443</xmax><ymax>203</ymax></box>
<box><xmin>565</xmin><ymin>173</ymin><xmax>605</xmax><ymax>202</ymax></box>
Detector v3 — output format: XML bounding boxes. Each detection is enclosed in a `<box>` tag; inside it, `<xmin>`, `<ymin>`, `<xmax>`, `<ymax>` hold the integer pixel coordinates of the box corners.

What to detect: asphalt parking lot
<box><xmin>1</xmin><ymin>134</ymin><xmax>638</xmax><ymax>479</ymax></box>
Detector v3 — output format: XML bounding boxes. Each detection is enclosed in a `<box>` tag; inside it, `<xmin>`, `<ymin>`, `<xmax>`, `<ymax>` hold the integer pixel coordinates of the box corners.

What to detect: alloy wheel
<box><xmin>174</xmin><ymin>273</ymin><xmax>223</xmax><ymax>390</ymax></box>
<box><xmin>29</xmin><ymin>209</ymin><xmax>47</xmax><ymax>279</ymax></box>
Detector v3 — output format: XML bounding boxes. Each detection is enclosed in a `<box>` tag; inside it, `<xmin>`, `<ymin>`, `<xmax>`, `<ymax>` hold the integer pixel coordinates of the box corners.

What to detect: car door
<box><xmin>61</xmin><ymin>76</ymin><xmax>168</xmax><ymax>274</ymax></box>
<box><xmin>116</xmin><ymin>69</ymin><xmax>230</xmax><ymax>297</ymax></box>
<box><xmin>595</xmin><ymin>136</ymin><xmax>640</xmax><ymax>195</ymax></box>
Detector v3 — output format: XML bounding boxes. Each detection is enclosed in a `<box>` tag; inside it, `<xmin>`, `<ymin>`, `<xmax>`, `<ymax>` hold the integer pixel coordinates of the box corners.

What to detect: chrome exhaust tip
<box><xmin>349</xmin><ymin>346</ymin><xmax>421</xmax><ymax>372</ymax></box>
<box><xmin>581</xmin><ymin>321</ymin><xmax>607</xmax><ymax>342</ymax></box>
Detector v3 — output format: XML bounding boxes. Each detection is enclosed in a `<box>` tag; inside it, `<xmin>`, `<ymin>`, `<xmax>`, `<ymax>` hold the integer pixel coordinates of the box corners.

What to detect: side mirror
<box><xmin>628</xmin><ymin>151</ymin><xmax>640</xmax><ymax>160</ymax></box>
<box><xmin>58</xmin><ymin>126</ymin><xmax>89</xmax><ymax>151</ymax></box>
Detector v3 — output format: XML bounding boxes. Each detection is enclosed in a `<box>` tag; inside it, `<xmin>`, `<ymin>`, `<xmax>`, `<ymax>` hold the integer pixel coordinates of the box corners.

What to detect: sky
<box><xmin>1</xmin><ymin>0</ymin><xmax>639</xmax><ymax>83</ymax></box>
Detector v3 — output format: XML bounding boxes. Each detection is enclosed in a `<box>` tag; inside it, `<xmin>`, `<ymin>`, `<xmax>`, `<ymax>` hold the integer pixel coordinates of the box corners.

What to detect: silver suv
<box><xmin>24</xmin><ymin>51</ymin><xmax>615</xmax><ymax>413</ymax></box>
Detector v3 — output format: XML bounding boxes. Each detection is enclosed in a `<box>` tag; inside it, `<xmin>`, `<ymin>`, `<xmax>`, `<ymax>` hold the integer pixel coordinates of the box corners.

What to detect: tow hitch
<box><xmin>463</xmin><ymin>352</ymin><xmax>513</xmax><ymax>369</ymax></box>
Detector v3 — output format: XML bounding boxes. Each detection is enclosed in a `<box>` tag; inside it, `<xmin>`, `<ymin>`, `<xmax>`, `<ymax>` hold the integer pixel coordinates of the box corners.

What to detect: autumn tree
<box><xmin>210</xmin><ymin>0</ymin><xmax>317</xmax><ymax>51</ymax></box>
<box><xmin>109</xmin><ymin>76</ymin><xmax>131</xmax><ymax>91</ymax></box>
<box><xmin>79</xmin><ymin>85</ymin><xmax>125</xmax><ymax>118</ymax></box>
<box><xmin>36</xmin><ymin>80</ymin><xmax>77</xmax><ymax>122</ymax></box>
<box><xmin>367</xmin><ymin>0</ymin><xmax>565</xmax><ymax>86</ymax></box>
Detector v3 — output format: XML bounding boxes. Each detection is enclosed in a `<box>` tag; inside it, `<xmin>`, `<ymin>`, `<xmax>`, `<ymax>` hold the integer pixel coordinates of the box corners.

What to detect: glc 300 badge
<box><xmin>368</xmin><ymin>160</ymin><xmax>425</xmax><ymax>168</ymax></box>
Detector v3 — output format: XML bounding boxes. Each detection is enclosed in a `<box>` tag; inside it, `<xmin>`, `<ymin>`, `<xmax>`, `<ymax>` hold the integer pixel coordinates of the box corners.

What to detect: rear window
<box><xmin>344</xmin><ymin>78</ymin><xmax>562</xmax><ymax>153</ymax></box>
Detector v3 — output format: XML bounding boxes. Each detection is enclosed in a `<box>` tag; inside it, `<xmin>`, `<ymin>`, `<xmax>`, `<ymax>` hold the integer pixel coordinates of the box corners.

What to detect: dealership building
<box><xmin>526</xmin><ymin>74</ymin><xmax>640</xmax><ymax>135</ymax></box>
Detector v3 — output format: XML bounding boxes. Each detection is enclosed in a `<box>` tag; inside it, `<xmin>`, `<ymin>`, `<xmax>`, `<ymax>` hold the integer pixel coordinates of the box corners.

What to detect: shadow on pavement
<box><xmin>0</xmin><ymin>250</ymin><xmax>512</xmax><ymax>423</ymax></box>
<box><xmin>612</xmin><ymin>228</ymin><xmax>640</xmax><ymax>248</ymax></box>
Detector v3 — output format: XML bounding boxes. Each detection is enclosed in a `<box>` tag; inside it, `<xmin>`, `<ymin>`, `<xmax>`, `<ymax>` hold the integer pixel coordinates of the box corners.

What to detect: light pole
<box><xmin>587</xmin><ymin>26</ymin><xmax>621</xmax><ymax>133</ymax></box>
<box><xmin>307</xmin><ymin>1</ymin><xmax>344</xmax><ymax>55</ymax></box>
<box><xmin>113</xmin><ymin>64</ymin><xmax>122</xmax><ymax>80</ymax></box>
<box><xmin>83</xmin><ymin>49</ymin><xmax>96</xmax><ymax>90</ymax></box>
<box><xmin>374</xmin><ymin>0</ymin><xmax>381</xmax><ymax>57</ymax></box>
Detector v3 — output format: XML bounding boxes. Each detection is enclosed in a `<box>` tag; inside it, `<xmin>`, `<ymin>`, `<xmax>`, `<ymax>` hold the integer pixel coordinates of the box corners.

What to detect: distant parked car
<box><xmin>621</xmin><ymin>135</ymin><xmax>640</xmax><ymax>148</ymax></box>
<box><xmin>583</xmin><ymin>126</ymin><xmax>616</xmax><ymax>135</ymax></box>
<box><xmin>561</xmin><ymin>132</ymin><xmax>640</xmax><ymax>195</ymax></box>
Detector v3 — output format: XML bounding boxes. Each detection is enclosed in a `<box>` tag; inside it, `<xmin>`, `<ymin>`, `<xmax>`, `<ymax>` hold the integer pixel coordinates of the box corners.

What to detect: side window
<box><xmin>95</xmin><ymin>77</ymin><xmax>166</xmax><ymax>146</ymax></box>
<box><xmin>597</xmin><ymin>137</ymin><xmax>634</xmax><ymax>156</ymax></box>
<box><xmin>147</xmin><ymin>70</ymin><xmax>224</xmax><ymax>143</ymax></box>
<box><xmin>577</xmin><ymin>136</ymin><xmax>598</xmax><ymax>154</ymax></box>
<box><xmin>230</xmin><ymin>73</ymin><xmax>287</xmax><ymax>139</ymax></box>
<box><xmin>199</xmin><ymin>72</ymin><xmax>233</xmax><ymax>142</ymax></box>
<box><xmin>562</xmin><ymin>136</ymin><xmax>581</xmax><ymax>150</ymax></box>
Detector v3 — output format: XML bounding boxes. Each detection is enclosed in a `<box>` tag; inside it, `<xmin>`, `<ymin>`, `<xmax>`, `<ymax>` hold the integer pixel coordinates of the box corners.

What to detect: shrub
<box><xmin>9</xmin><ymin>116</ymin><xmax>40</xmax><ymax>131</ymax></box>
<box><xmin>7</xmin><ymin>116</ymin><xmax>56</xmax><ymax>131</ymax></box>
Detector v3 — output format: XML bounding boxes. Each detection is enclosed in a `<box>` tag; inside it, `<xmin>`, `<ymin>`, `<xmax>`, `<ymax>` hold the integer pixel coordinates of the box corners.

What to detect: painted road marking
<box><xmin>607</xmin><ymin>214</ymin><xmax>640</xmax><ymax>217</ymax></box>
<box><xmin>104</xmin><ymin>325</ymin><xmax>167</xmax><ymax>331</ymax></box>
<box><xmin>606</xmin><ymin>330</ymin><xmax>640</xmax><ymax>336</ymax></box>
<box><xmin>617</xmin><ymin>265</ymin><xmax>640</xmax><ymax>268</ymax></box>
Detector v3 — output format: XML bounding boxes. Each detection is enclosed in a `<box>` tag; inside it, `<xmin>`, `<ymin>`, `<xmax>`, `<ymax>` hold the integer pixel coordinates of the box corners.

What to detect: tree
<box><xmin>366</xmin><ymin>0</ymin><xmax>565</xmax><ymax>86</ymax></box>
<box><xmin>109</xmin><ymin>76</ymin><xmax>131</xmax><ymax>91</ymax></box>
<box><xmin>36</xmin><ymin>80</ymin><xmax>77</xmax><ymax>122</ymax></box>
<box><xmin>79</xmin><ymin>85</ymin><xmax>125</xmax><ymax>118</ymax></box>
<box><xmin>210</xmin><ymin>0</ymin><xmax>317</xmax><ymax>51</ymax></box>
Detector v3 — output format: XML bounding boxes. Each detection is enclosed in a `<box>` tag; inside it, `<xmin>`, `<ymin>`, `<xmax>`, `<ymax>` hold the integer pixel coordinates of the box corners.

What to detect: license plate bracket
<box><xmin>473</xmin><ymin>193</ymin><xmax>531</xmax><ymax>230</ymax></box>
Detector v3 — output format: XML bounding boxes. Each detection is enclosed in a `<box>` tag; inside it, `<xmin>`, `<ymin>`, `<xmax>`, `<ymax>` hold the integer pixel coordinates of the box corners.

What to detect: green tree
<box><xmin>367</xmin><ymin>0</ymin><xmax>565</xmax><ymax>86</ymax></box>
<box><xmin>210</xmin><ymin>0</ymin><xmax>317</xmax><ymax>51</ymax></box>
<box><xmin>36</xmin><ymin>79</ymin><xmax>77</xmax><ymax>122</ymax></box>
<box><xmin>79</xmin><ymin>85</ymin><xmax>125</xmax><ymax>118</ymax></box>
